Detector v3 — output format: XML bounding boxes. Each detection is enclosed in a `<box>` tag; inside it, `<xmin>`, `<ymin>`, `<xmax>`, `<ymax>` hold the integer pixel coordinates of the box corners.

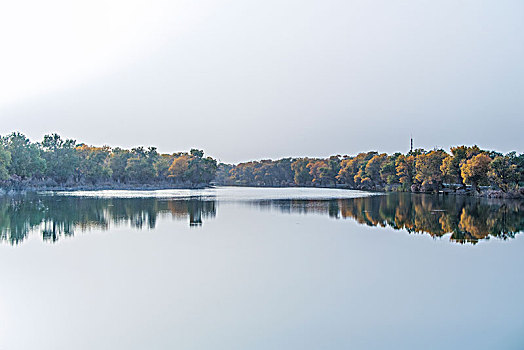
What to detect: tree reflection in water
<box><xmin>0</xmin><ymin>193</ymin><xmax>522</xmax><ymax>245</ymax></box>
<box><xmin>0</xmin><ymin>196</ymin><xmax>216</xmax><ymax>244</ymax></box>
<box><xmin>259</xmin><ymin>193</ymin><xmax>524</xmax><ymax>244</ymax></box>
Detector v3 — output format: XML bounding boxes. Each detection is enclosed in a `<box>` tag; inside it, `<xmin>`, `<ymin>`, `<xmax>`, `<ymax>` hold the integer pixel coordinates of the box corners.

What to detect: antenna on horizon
<box><xmin>410</xmin><ymin>134</ymin><xmax>413</xmax><ymax>153</ymax></box>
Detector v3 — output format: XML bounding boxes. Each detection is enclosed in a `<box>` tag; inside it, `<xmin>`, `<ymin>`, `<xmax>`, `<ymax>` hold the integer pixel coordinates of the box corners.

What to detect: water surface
<box><xmin>0</xmin><ymin>187</ymin><xmax>523</xmax><ymax>349</ymax></box>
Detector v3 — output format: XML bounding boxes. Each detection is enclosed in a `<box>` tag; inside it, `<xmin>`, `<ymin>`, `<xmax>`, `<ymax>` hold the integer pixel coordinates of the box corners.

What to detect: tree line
<box><xmin>0</xmin><ymin>132</ymin><xmax>217</xmax><ymax>188</ymax></box>
<box><xmin>1</xmin><ymin>132</ymin><xmax>522</xmax><ymax>196</ymax></box>
<box><xmin>218</xmin><ymin>146</ymin><xmax>524</xmax><ymax>197</ymax></box>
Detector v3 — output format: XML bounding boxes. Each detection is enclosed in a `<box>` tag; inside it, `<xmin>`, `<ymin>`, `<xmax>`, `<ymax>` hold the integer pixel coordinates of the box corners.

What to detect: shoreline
<box><xmin>214</xmin><ymin>183</ymin><xmax>524</xmax><ymax>200</ymax></box>
<box><xmin>0</xmin><ymin>182</ymin><xmax>212</xmax><ymax>195</ymax></box>
<box><xmin>2</xmin><ymin>183</ymin><xmax>521</xmax><ymax>200</ymax></box>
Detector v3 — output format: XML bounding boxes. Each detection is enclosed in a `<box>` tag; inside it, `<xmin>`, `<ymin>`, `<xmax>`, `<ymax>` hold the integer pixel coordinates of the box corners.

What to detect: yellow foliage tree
<box><xmin>460</xmin><ymin>154</ymin><xmax>492</xmax><ymax>192</ymax></box>
<box><xmin>168</xmin><ymin>155</ymin><xmax>190</xmax><ymax>180</ymax></box>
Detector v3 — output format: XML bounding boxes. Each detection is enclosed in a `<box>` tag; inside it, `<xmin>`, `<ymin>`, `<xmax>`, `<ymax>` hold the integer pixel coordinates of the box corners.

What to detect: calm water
<box><xmin>0</xmin><ymin>187</ymin><xmax>523</xmax><ymax>349</ymax></box>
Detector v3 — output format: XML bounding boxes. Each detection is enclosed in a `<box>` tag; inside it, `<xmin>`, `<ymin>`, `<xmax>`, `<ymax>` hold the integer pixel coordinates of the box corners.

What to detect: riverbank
<box><xmin>215</xmin><ymin>182</ymin><xmax>524</xmax><ymax>200</ymax></box>
<box><xmin>1</xmin><ymin>182</ymin><xmax>523</xmax><ymax>200</ymax></box>
<box><xmin>0</xmin><ymin>182</ymin><xmax>211</xmax><ymax>195</ymax></box>
<box><xmin>439</xmin><ymin>187</ymin><xmax>524</xmax><ymax>199</ymax></box>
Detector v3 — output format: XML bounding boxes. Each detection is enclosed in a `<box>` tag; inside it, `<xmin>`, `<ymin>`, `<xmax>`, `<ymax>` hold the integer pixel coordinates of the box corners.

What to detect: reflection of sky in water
<box><xmin>1</xmin><ymin>189</ymin><xmax>523</xmax><ymax>245</ymax></box>
<box><xmin>48</xmin><ymin>186</ymin><xmax>376</xmax><ymax>200</ymax></box>
<box><xmin>0</xmin><ymin>195</ymin><xmax>523</xmax><ymax>350</ymax></box>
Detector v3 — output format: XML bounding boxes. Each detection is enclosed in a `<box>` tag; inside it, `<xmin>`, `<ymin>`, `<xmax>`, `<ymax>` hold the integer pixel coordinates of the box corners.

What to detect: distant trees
<box><xmin>0</xmin><ymin>132</ymin><xmax>217</xmax><ymax>188</ymax></box>
<box><xmin>77</xmin><ymin>145</ymin><xmax>112</xmax><ymax>184</ymax></box>
<box><xmin>168</xmin><ymin>149</ymin><xmax>217</xmax><ymax>184</ymax></box>
<box><xmin>358</xmin><ymin>153</ymin><xmax>386</xmax><ymax>188</ymax></box>
<box><xmin>460</xmin><ymin>154</ymin><xmax>492</xmax><ymax>192</ymax></box>
<box><xmin>440</xmin><ymin>146</ymin><xmax>482</xmax><ymax>186</ymax></box>
<box><xmin>222</xmin><ymin>145</ymin><xmax>523</xmax><ymax>196</ymax></box>
<box><xmin>186</xmin><ymin>150</ymin><xmax>218</xmax><ymax>184</ymax></box>
<box><xmin>291</xmin><ymin>158</ymin><xmax>312</xmax><ymax>185</ymax></box>
<box><xmin>168</xmin><ymin>154</ymin><xmax>190</xmax><ymax>180</ymax></box>
<box><xmin>229</xmin><ymin>159</ymin><xmax>294</xmax><ymax>186</ymax></box>
<box><xmin>379</xmin><ymin>153</ymin><xmax>400</xmax><ymax>185</ymax></box>
<box><xmin>2</xmin><ymin>132</ymin><xmax>45</xmax><ymax>179</ymax></box>
<box><xmin>395</xmin><ymin>154</ymin><xmax>415</xmax><ymax>188</ymax></box>
<box><xmin>307</xmin><ymin>156</ymin><xmax>340</xmax><ymax>186</ymax></box>
<box><xmin>154</xmin><ymin>154</ymin><xmax>174</xmax><ymax>180</ymax></box>
<box><xmin>214</xmin><ymin>163</ymin><xmax>234</xmax><ymax>185</ymax></box>
<box><xmin>227</xmin><ymin>156</ymin><xmax>345</xmax><ymax>187</ymax></box>
<box><xmin>414</xmin><ymin>150</ymin><xmax>447</xmax><ymax>191</ymax></box>
<box><xmin>125</xmin><ymin>147</ymin><xmax>159</xmax><ymax>183</ymax></box>
<box><xmin>0</xmin><ymin>131</ymin><xmax>522</xmax><ymax>195</ymax></box>
<box><xmin>303</xmin><ymin>160</ymin><xmax>325</xmax><ymax>186</ymax></box>
<box><xmin>336</xmin><ymin>152</ymin><xmax>377</xmax><ymax>188</ymax></box>
<box><xmin>109</xmin><ymin>148</ymin><xmax>131</xmax><ymax>183</ymax></box>
<box><xmin>0</xmin><ymin>145</ymin><xmax>11</xmax><ymax>180</ymax></box>
<box><xmin>41</xmin><ymin>133</ymin><xmax>79</xmax><ymax>183</ymax></box>
<box><xmin>488</xmin><ymin>155</ymin><xmax>519</xmax><ymax>192</ymax></box>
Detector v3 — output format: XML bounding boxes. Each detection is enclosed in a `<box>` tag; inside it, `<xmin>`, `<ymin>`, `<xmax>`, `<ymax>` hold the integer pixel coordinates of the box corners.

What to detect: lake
<box><xmin>0</xmin><ymin>187</ymin><xmax>523</xmax><ymax>349</ymax></box>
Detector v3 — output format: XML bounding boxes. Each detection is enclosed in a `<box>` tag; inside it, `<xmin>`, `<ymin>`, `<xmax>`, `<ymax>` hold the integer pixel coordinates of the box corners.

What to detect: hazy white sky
<box><xmin>0</xmin><ymin>0</ymin><xmax>523</xmax><ymax>163</ymax></box>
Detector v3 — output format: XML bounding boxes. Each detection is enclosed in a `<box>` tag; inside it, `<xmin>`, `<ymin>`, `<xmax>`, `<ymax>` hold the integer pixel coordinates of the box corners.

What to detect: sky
<box><xmin>0</xmin><ymin>0</ymin><xmax>523</xmax><ymax>163</ymax></box>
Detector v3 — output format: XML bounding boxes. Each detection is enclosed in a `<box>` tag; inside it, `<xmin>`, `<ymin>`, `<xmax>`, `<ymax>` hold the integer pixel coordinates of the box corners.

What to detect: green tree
<box><xmin>228</xmin><ymin>161</ymin><xmax>256</xmax><ymax>185</ymax></box>
<box><xmin>168</xmin><ymin>150</ymin><xmax>217</xmax><ymax>184</ymax></box>
<box><xmin>380</xmin><ymin>153</ymin><xmax>400</xmax><ymax>185</ymax></box>
<box><xmin>291</xmin><ymin>158</ymin><xmax>312</xmax><ymax>185</ymax></box>
<box><xmin>110</xmin><ymin>148</ymin><xmax>132</xmax><ymax>183</ymax></box>
<box><xmin>440</xmin><ymin>155</ymin><xmax>459</xmax><ymax>184</ymax></box>
<box><xmin>364</xmin><ymin>153</ymin><xmax>387</xmax><ymax>187</ymax></box>
<box><xmin>306</xmin><ymin>158</ymin><xmax>339</xmax><ymax>186</ymax></box>
<box><xmin>2</xmin><ymin>132</ymin><xmax>45</xmax><ymax>179</ymax></box>
<box><xmin>190</xmin><ymin>149</ymin><xmax>204</xmax><ymax>158</ymax></box>
<box><xmin>41</xmin><ymin>134</ymin><xmax>79</xmax><ymax>183</ymax></box>
<box><xmin>0</xmin><ymin>145</ymin><xmax>11</xmax><ymax>180</ymax></box>
<box><xmin>505</xmin><ymin>152</ymin><xmax>524</xmax><ymax>186</ymax></box>
<box><xmin>214</xmin><ymin>163</ymin><xmax>234</xmax><ymax>185</ymax></box>
<box><xmin>319</xmin><ymin>156</ymin><xmax>341</xmax><ymax>186</ymax></box>
<box><xmin>155</xmin><ymin>154</ymin><xmax>175</xmax><ymax>181</ymax></box>
<box><xmin>488</xmin><ymin>155</ymin><xmax>518</xmax><ymax>192</ymax></box>
<box><xmin>414</xmin><ymin>150</ymin><xmax>447</xmax><ymax>191</ymax></box>
<box><xmin>125</xmin><ymin>147</ymin><xmax>159</xmax><ymax>183</ymax></box>
<box><xmin>395</xmin><ymin>154</ymin><xmax>415</xmax><ymax>188</ymax></box>
<box><xmin>187</xmin><ymin>155</ymin><xmax>217</xmax><ymax>184</ymax></box>
<box><xmin>77</xmin><ymin>145</ymin><xmax>112</xmax><ymax>184</ymax></box>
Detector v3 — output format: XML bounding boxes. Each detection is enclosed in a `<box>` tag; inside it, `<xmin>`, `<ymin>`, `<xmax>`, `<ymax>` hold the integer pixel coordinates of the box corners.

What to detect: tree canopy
<box><xmin>221</xmin><ymin>146</ymin><xmax>523</xmax><ymax>195</ymax></box>
<box><xmin>0</xmin><ymin>133</ymin><xmax>216</xmax><ymax>187</ymax></box>
<box><xmin>0</xmin><ymin>132</ymin><xmax>522</xmax><ymax>196</ymax></box>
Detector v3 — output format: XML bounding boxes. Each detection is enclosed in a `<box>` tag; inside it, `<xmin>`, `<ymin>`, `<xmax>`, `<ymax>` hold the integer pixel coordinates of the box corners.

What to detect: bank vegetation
<box><xmin>216</xmin><ymin>146</ymin><xmax>524</xmax><ymax>198</ymax></box>
<box><xmin>1</xmin><ymin>133</ymin><xmax>522</xmax><ymax>198</ymax></box>
<box><xmin>0</xmin><ymin>132</ymin><xmax>216</xmax><ymax>190</ymax></box>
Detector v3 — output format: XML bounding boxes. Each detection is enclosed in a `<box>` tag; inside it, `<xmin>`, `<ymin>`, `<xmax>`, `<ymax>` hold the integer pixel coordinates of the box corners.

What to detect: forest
<box><xmin>0</xmin><ymin>132</ymin><xmax>217</xmax><ymax>188</ymax></box>
<box><xmin>0</xmin><ymin>132</ymin><xmax>523</xmax><ymax>197</ymax></box>
<box><xmin>217</xmin><ymin>146</ymin><xmax>524</xmax><ymax>198</ymax></box>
